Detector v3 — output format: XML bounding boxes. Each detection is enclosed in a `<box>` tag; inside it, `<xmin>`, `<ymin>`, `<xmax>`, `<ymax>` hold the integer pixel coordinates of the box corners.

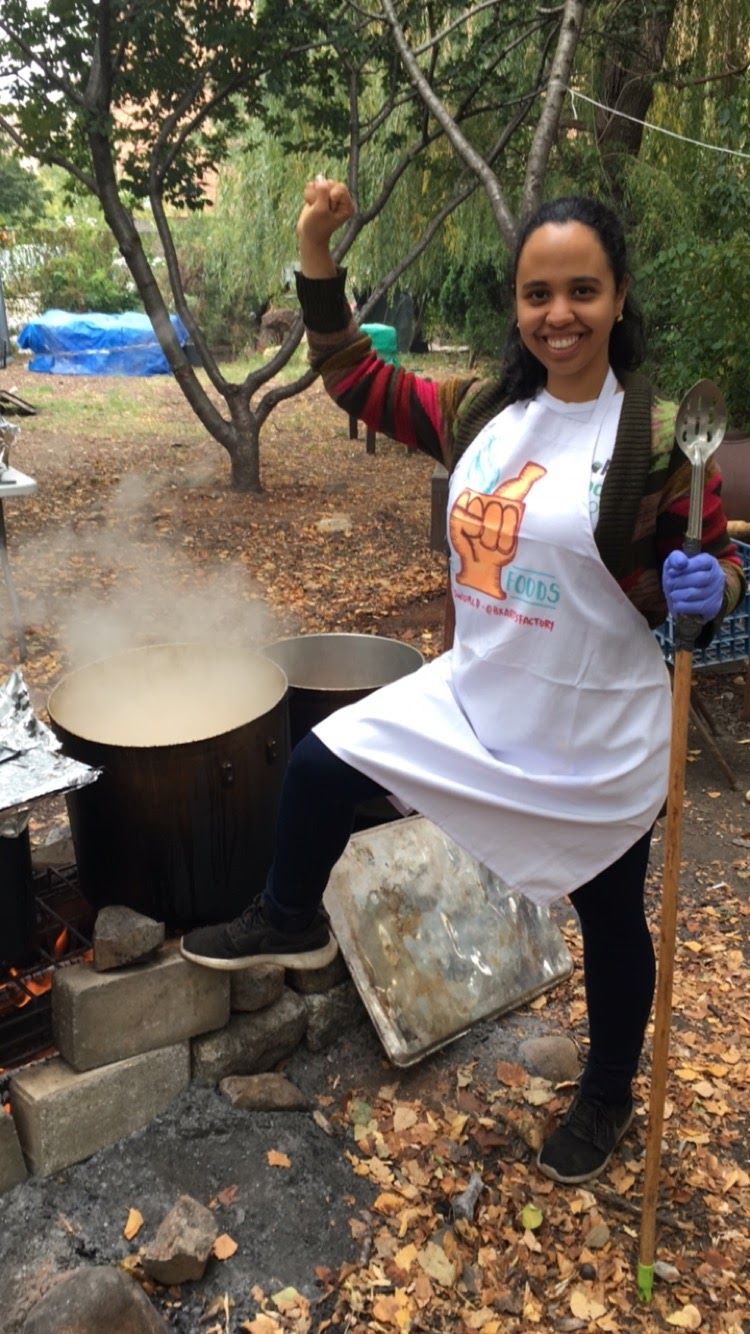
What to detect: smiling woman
<box><xmin>179</xmin><ymin>178</ymin><xmax>746</xmax><ymax>1194</ymax></box>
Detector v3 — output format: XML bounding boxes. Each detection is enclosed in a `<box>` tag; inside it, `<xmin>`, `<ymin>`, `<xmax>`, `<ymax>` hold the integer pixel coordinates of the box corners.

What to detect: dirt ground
<box><xmin>1</xmin><ymin>362</ymin><xmax>749</xmax><ymax>1332</ymax></box>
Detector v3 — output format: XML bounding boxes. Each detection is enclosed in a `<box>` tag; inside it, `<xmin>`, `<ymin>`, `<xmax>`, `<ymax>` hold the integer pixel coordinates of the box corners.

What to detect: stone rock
<box><xmin>285</xmin><ymin>951</ymin><xmax>349</xmax><ymax>995</ymax></box>
<box><xmin>141</xmin><ymin>1194</ymin><xmax>218</xmax><ymax>1285</ymax></box>
<box><xmin>219</xmin><ymin>1072</ymin><xmax>308</xmax><ymax>1111</ymax></box>
<box><xmin>303</xmin><ymin>980</ymin><xmax>368</xmax><ymax>1052</ymax></box>
<box><xmin>93</xmin><ymin>906</ymin><xmax>165</xmax><ymax>971</ymax></box>
<box><xmin>0</xmin><ymin>1110</ymin><xmax>28</xmax><ymax>1193</ymax></box>
<box><xmin>230</xmin><ymin>963</ymin><xmax>285</xmax><ymax>1013</ymax></box>
<box><xmin>31</xmin><ymin>835</ymin><xmax>76</xmax><ymax>871</ymax></box>
<box><xmin>585</xmin><ymin>1222</ymin><xmax>611</xmax><ymax>1250</ymax></box>
<box><xmin>22</xmin><ymin>1265</ymin><xmax>166</xmax><ymax>1332</ymax></box>
<box><xmin>518</xmin><ymin>1035</ymin><xmax>580</xmax><ymax>1084</ymax></box>
<box><xmin>259</xmin><ymin>307</ymin><xmax>296</xmax><ymax>345</ymax></box>
<box><xmin>191</xmin><ymin>988</ymin><xmax>307</xmax><ymax>1082</ymax></box>
<box><xmin>315</xmin><ymin>513</ymin><xmax>352</xmax><ymax>534</ymax></box>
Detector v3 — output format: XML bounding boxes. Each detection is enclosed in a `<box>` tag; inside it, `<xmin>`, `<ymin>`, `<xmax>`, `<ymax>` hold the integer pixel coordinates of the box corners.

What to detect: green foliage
<box><xmin>172</xmin><ymin>133</ymin><xmax>315</xmax><ymax>352</ymax></box>
<box><xmin>626</xmin><ymin>147</ymin><xmax>750</xmax><ymax>428</ymax></box>
<box><xmin>5</xmin><ymin>222</ymin><xmax>143</xmax><ymax>315</ymax></box>
<box><xmin>432</xmin><ymin>253</ymin><xmax>509</xmax><ymax>357</ymax></box>
<box><xmin>0</xmin><ymin>151</ymin><xmax>50</xmax><ymax>227</ymax></box>
<box><xmin>638</xmin><ymin>230</ymin><xmax>750</xmax><ymax>430</ymax></box>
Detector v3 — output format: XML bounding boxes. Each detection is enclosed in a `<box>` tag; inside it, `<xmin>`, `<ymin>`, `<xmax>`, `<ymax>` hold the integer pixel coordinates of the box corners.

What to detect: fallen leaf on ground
<box><xmin>212</xmin><ymin>1233</ymin><xmax>238</xmax><ymax>1260</ymax></box>
<box><xmin>267</xmin><ymin>1150</ymin><xmax>291</xmax><ymax>1169</ymax></box>
<box><xmin>123</xmin><ymin>1208</ymin><xmax>144</xmax><ymax>1240</ymax></box>
<box><xmin>666</xmin><ymin>1304</ymin><xmax>702</xmax><ymax>1329</ymax></box>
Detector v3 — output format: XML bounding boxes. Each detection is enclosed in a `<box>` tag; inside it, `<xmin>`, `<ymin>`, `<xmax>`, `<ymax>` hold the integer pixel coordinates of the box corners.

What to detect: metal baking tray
<box><xmin>324</xmin><ymin>816</ymin><xmax>574</xmax><ymax>1066</ymax></box>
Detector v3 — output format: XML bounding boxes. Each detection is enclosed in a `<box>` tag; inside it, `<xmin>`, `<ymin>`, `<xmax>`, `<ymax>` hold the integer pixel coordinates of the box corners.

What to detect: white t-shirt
<box><xmin>537</xmin><ymin>387</ymin><xmax>624</xmax><ymax>527</ymax></box>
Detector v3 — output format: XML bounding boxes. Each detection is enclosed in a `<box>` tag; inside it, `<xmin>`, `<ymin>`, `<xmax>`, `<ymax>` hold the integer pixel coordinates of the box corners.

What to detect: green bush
<box><xmin>432</xmin><ymin>254</ymin><xmax>510</xmax><ymax>359</ymax></box>
<box><xmin>637</xmin><ymin>231</ymin><xmax>750</xmax><ymax>431</ymax></box>
<box><xmin>4</xmin><ymin>223</ymin><xmax>142</xmax><ymax>315</ymax></box>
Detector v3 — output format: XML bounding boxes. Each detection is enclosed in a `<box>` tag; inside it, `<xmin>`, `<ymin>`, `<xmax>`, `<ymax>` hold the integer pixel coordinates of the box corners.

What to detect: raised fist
<box><xmin>297</xmin><ymin>176</ymin><xmax>356</xmax><ymax>249</ymax></box>
<box><xmin>449</xmin><ymin>463</ymin><xmax>546</xmax><ymax>600</ymax></box>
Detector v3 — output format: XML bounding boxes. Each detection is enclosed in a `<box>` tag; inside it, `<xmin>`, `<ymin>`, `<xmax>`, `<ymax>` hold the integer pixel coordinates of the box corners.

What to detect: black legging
<box><xmin>265</xmin><ymin>732</ymin><xmax>655</xmax><ymax>1104</ymax></box>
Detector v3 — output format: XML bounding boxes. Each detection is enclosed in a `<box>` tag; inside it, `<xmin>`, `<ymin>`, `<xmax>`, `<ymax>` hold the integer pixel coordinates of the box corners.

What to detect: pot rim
<box><xmin>48</xmin><ymin>641</ymin><xmax>289</xmax><ymax>750</ymax></box>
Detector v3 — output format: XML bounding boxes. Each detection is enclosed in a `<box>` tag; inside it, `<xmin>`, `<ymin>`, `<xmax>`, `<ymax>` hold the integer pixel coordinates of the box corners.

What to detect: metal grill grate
<box><xmin>0</xmin><ymin>863</ymin><xmax>93</xmax><ymax>1072</ymax></box>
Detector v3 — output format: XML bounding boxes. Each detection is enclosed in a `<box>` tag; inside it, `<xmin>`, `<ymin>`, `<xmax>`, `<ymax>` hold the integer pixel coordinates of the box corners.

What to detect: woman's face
<box><xmin>514</xmin><ymin>220</ymin><xmax>628</xmax><ymax>402</ymax></box>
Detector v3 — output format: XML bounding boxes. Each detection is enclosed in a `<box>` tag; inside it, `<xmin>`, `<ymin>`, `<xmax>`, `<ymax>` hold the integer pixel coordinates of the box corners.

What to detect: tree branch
<box><xmin>377</xmin><ymin>0</ymin><xmax>518</xmax><ymax>248</ymax></box>
<box><xmin>0</xmin><ymin>112</ymin><xmax>98</xmax><ymax>193</ymax></box>
<box><xmin>521</xmin><ymin>0</ymin><xmax>586</xmax><ymax>220</ymax></box>
<box><xmin>672</xmin><ymin>61</ymin><xmax>750</xmax><ymax>90</ymax></box>
<box><xmin>0</xmin><ymin>18</ymin><xmax>87</xmax><ymax>108</ymax></box>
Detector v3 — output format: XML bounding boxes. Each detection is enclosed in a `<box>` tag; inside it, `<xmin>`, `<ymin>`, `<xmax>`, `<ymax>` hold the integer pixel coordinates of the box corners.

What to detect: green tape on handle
<box><xmin>637</xmin><ymin>1261</ymin><xmax>654</xmax><ymax>1303</ymax></box>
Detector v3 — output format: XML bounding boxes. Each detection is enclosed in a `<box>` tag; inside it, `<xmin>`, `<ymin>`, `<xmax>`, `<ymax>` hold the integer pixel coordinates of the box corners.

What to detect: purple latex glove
<box><xmin>662</xmin><ymin>550</ymin><xmax>725</xmax><ymax>622</ymax></box>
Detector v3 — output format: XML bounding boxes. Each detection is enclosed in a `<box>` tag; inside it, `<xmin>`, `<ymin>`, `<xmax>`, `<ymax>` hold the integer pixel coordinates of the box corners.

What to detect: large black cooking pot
<box><xmin>47</xmin><ymin>643</ymin><xmax>289</xmax><ymax>930</ymax></box>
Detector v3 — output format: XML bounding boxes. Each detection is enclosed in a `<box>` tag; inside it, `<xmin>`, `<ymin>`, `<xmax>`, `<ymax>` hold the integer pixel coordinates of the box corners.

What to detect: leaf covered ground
<box><xmin>1</xmin><ymin>361</ymin><xmax>749</xmax><ymax>1333</ymax></box>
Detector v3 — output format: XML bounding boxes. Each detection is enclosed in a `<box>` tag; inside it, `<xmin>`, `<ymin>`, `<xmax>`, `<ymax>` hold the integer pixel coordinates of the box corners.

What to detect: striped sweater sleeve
<box><xmin>296</xmin><ymin>269</ymin><xmax>478</xmax><ymax>466</ymax></box>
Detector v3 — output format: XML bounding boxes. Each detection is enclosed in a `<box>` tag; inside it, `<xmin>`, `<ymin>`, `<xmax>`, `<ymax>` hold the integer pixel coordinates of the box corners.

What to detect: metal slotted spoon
<box><xmin>637</xmin><ymin>374</ymin><xmax>729</xmax><ymax>1304</ymax></box>
<box><xmin>673</xmin><ymin>378</ymin><xmax>728</xmax><ymax>551</ymax></box>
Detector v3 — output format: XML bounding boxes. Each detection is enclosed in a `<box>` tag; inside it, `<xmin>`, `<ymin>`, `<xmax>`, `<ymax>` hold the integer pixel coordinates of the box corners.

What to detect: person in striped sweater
<box><xmin>183</xmin><ymin>179</ymin><xmax>744</xmax><ymax>1186</ymax></box>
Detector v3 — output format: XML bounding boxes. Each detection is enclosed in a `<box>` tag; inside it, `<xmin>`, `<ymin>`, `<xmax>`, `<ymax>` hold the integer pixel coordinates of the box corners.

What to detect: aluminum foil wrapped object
<box><xmin>0</xmin><ymin>669</ymin><xmax>99</xmax><ymax>830</ymax></box>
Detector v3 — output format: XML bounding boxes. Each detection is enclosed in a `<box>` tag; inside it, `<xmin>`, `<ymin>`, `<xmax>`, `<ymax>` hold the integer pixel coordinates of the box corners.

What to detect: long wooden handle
<box><xmin>637</xmin><ymin>646</ymin><xmax>693</xmax><ymax>1300</ymax></box>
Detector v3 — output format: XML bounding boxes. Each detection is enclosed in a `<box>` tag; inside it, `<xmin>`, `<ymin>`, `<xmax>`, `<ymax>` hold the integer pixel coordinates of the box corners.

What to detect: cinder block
<box><xmin>53</xmin><ymin>946</ymin><xmax>229</xmax><ymax>1071</ymax></box>
<box><xmin>10</xmin><ymin>1041</ymin><xmax>190</xmax><ymax>1175</ymax></box>
<box><xmin>0</xmin><ymin>1109</ymin><xmax>28</xmax><ymax>1193</ymax></box>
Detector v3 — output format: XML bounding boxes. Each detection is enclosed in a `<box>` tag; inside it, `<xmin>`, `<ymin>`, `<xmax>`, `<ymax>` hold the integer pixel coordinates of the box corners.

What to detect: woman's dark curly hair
<box><xmin>498</xmin><ymin>196</ymin><xmax>647</xmax><ymax>403</ymax></box>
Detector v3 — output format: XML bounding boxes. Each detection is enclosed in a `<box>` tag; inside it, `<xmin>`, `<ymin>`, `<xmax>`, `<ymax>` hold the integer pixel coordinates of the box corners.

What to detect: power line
<box><xmin>562</xmin><ymin>84</ymin><xmax>750</xmax><ymax>162</ymax></box>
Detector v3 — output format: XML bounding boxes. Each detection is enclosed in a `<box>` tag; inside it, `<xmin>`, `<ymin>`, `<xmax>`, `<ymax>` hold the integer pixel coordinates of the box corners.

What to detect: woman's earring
<box><xmin>616</xmin><ymin>312</ymin><xmax>624</xmax><ymax>323</ymax></box>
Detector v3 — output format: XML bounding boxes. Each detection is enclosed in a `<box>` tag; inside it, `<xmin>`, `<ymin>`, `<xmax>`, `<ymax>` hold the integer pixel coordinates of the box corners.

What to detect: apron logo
<box><xmin>449</xmin><ymin>462</ymin><xmax>547</xmax><ymax>601</ymax></box>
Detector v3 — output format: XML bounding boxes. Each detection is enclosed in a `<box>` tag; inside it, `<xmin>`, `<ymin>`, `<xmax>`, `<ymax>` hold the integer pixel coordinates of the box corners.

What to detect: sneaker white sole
<box><xmin>179</xmin><ymin>933</ymin><xmax>339</xmax><ymax>972</ymax></box>
<box><xmin>535</xmin><ymin>1103</ymin><xmax>635</xmax><ymax>1185</ymax></box>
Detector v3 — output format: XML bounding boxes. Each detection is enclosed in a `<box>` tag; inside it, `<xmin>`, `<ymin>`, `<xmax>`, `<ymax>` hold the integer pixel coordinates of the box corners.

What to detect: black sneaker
<box><xmin>536</xmin><ymin>1092</ymin><xmax>635</xmax><ymax>1185</ymax></box>
<box><xmin>180</xmin><ymin>896</ymin><xmax>338</xmax><ymax>972</ymax></box>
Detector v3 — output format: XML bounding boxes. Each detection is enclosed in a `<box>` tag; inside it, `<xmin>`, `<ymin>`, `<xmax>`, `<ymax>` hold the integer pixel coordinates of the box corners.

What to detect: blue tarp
<box><xmin>17</xmin><ymin>309</ymin><xmax>190</xmax><ymax>376</ymax></box>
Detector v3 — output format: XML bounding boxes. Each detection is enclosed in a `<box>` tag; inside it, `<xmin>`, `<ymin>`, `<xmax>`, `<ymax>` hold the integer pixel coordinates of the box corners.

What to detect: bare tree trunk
<box><xmin>594</xmin><ymin>0</ymin><xmax>680</xmax><ymax>201</ymax></box>
<box><xmin>227</xmin><ymin>408</ymin><xmax>262</xmax><ymax>493</ymax></box>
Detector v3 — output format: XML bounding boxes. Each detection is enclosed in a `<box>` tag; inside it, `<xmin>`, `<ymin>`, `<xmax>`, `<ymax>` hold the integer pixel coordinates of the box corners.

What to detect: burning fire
<box><xmin>1</xmin><ymin>930</ymin><xmax>93</xmax><ymax>1079</ymax></box>
<box><xmin>52</xmin><ymin>927</ymin><xmax>69</xmax><ymax>960</ymax></box>
<box><xmin>0</xmin><ymin>929</ymin><xmax>70</xmax><ymax>1013</ymax></box>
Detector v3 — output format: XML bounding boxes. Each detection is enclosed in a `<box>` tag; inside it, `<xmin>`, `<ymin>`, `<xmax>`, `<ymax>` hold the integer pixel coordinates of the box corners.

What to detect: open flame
<box><xmin>52</xmin><ymin>927</ymin><xmax>69</xmax><ymax>960</ymax></box>
<box><xmin>0</xmin><ymin>931</ymin><xmax>94</xmax><ymax>1079</ymax></box>
<box><xmin>0</xmin><ymin>928</ymin><xmax>69</xmax><ymax>1013</ymax></box>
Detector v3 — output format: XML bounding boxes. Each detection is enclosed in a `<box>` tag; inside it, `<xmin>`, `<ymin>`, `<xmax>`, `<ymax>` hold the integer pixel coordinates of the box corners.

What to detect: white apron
<box><xmin>315</xmin><ymin>371</ymin><xmax>671</xmax><ymax>905</ymax></box>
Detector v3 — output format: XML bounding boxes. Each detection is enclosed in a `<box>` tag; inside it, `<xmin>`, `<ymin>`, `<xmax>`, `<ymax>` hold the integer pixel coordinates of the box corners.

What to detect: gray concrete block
<box><xmin>10</xmin><ymin>1041</ymin><xmax>190</xmax><ymax>1175</ymax></box>
<box><xmin>0</xmin><ymin>1108</ymin><xmax>28</xmax><ymax>1193</ymax></box>
<box><xmin>191</xmin><ymin>988</ymin><xmax>307</xmax><ymax>1083</ymax></box>
<box><xmin>53</xmin><ymin>945</ymin><xmax>229</xmax><ymax>1072</ymax></box>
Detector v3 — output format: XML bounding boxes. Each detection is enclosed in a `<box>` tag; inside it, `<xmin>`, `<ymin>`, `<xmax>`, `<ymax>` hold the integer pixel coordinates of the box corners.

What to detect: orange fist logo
<box><xmin>449</xmin><ymin>462</ymin><xmax>547</xmax><ymax>600</ymax></box>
